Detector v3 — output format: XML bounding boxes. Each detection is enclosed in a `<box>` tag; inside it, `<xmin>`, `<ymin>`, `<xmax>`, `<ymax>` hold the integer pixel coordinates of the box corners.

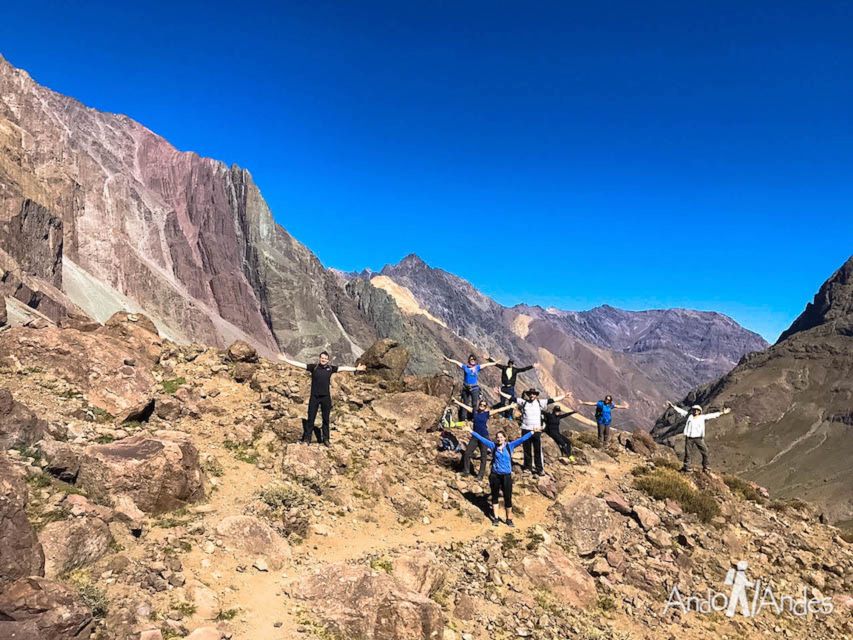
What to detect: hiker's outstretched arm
<box><xmin>667</xmin><ymin>402</ymin><xmax>689</xmax><ymax>417</ymax></box>
<box><xmin>453</xmin><ymin>399</ymin><xmax>473</xmax><ymax>413</ymax></box>
<box><xmin>338</xmin><ymin>364</ymin><xmax>366</xmax><ymax>373</ymax></box>
<box><xmin>490</xmin><ymin>403</ymin><xmax>514</xmax><ymax>415</ymax></box>
<box><xmin>578</xmin><ymin>401</ymin><xmax>597</xmax><ymax>406</ymax></box>
<box><xmin>508</xmin><ymin>431</ymin><xmax>534</xmax><ymax>449</ymax></box>
<box><xmin>277</xmin><ymin>354</ymin><xmax>308</xmax><ymax>370</ymax></box>
<box><xmin>568</xmin><ymin>413</ymin><xmax>598</xmax><ymax>427</ymax></box>
<box><xmin>548</xmin><ymin>393</ymin><xmax>567</xmax><ymax>404</ymax></box>
<box><xmin>499</xmin><ymin>390</ymin><xmax>513</xmax><ymax>399</ymax></box>
<box><xmin>470</xmin><ymin>431</ymin><xmax>496</xmax><ymax>450</ymax></box>
<box><xmin>614</xmin><ymin>401</ymin><xmax>629</xmax><ymax>409</ymax></box>
<box><xmin>443</xmin><ymin>355</ymin><xmax>463</xmax><ymax>367</ymax></box>
<box><xmin>517</xmin><ymin>365</ymin><xmax>534</xmax><ymax>373</ymax></box>
<box><xmin>480</xmin><ymin>361</ymin><xmax>499</xmax><ymax>369</ymax></box>
<box><xmin>705</xmin><ymin>408</ymin><xmax>730</xmax><ymax>420</ymax></box>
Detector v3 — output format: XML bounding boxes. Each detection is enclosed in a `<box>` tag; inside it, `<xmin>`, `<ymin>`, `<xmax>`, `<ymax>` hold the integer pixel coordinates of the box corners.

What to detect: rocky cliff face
<box><xmin>0</xmin><ymin>55</ymin><xmax>373</xmax><ymax>360</ymax></box>
<box><xmin>653</xmin><ymin>255</ymin><xmax>853</xmax><ymax>524</ymax></box>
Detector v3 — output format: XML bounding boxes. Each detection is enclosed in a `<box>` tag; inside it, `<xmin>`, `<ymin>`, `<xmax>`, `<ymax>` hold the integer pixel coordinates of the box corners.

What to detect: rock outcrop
<box><xmin>0</xmin><ymin>389</ymin><xmax>46</xmax><ymax>450</ymax></box>
<box><xmin>0</xmin><ymin>577</ymin><xmax>93</xmax><ymax>639</ymax></box>
<box><xmin>0</xmin><ymin>458</ymin><xmax>44</xmax><ymax>586</ymax></box>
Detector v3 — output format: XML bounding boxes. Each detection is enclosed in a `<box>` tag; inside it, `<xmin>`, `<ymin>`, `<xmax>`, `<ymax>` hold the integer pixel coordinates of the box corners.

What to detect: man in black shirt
<box><xmin>542</xmin><ymin>405</ymin><xmax>595</xmax><ymax>460</ymax></box>
<box><xmin>278</xmin><ymin>351</ymin><xmax>365</xmax><ymax>445</ymax></box>
<box><xmin>491</xmin><ymin>359</ymin><xmax>534</xmax><ymax>414</ymax></box>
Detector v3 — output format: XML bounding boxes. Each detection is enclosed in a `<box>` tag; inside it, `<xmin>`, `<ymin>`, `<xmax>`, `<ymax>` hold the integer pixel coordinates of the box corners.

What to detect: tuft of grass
<box><xmin>216</xmin><ymin>608</ymin><xmax>240</xmax><ymax>621</ymax></box>
<box><xmin>501</xmin><ymin>532</ymin><xmax>519</xmax><ymax>552</ymax></box>
<box><xmin>27</xmin><ymin>473</ymin><xmax>52</xmax><ymax>489</ymax></box>
<box><xmin>258</xmin><ymin>483</ymin><xmax>305</xmax><ymax>510</ymax></box>
<box><xmin>223</xmin><ymin>440</ymin><xmax>259</xmax><ymax>464</ymax></box>
<box><xmin>649</xmin><ymin>456</ymin><xmax>682</xmax><ymax>471</ymax></box>
<box><xmin>722</xmin><ymin>474</ymin><xmax>763</xmax><ymax>503</ymax></box>
<box><xmin>369</xmin><ymin>557</ymin><xmax>393</xmax><ymax>574</ymax></box>
<box><xmin>171</xmin><ymin>601</ymin><xmax>197</xmax><ymax>617</ymax></box>
<box><xmin>201</xmin><ymin>456</ymin><xmax>224</xmax><ymax>477</ymax></box>
<box><xmin>633</xmin><ymin>467</ymin><xmax>720</xmax><ymax>523</ymax></box>
<box><xmin>574</xmin><ymin>430</ymin><xmax>602</xmax><ymax>449</ymax></box>
<box><xmin>525</xmin><ymin>530</ymin><xmax>545</xmax><ymax>551</ymax></box>
<box><xmin>93</xmin><ymin>434</ymin><xmax>115</xmax><ymax>445</ymax></box>
<box><xmin>90</xmin><ymin>406</ymin><xmax>114</xmax><ymax>424</ymax></box>
<box><xmin>161</xmin><ymin>377</ymin><xmax>186</xmax><ymax>395</ymax></box>
<box><xmin>66</xmin><ymin>569</ymin><xmax>108</xmax><ymax>619</ymax></box>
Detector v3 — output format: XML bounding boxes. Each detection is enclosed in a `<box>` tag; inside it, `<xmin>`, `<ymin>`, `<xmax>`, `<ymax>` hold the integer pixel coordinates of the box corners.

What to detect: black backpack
<box><xmin>595</xmin><ymin>402</ymin><xmax>603</xmax><ymax>421</ymax></box>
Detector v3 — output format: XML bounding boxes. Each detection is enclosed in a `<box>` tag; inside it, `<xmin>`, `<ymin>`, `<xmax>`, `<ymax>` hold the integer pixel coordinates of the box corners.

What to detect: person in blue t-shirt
<box><xmin>579</xmin><ymin>394</ymin><xmax>630</xmax><ymax>445</ymax></box>
<box><xmin>469</xmin><ymin>429</ymin><xmax>533</xmax><ymax>526</ymax></box>
<box><xmin>443</xmin><ymin>353</ymin><xmax>499</xmax><ymax>420</ymax></box>
<box><xmin>453</xmin><ymin>398</ymin><xmax>514</xmax><ymax>480</ymax></box>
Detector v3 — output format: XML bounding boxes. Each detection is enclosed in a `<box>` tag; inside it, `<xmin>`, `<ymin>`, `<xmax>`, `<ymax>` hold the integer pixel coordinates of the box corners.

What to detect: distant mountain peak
<box><xmin>777</xmin><ymin>255</ymin><xmax>853</xmax><ymax>344</ymax></box>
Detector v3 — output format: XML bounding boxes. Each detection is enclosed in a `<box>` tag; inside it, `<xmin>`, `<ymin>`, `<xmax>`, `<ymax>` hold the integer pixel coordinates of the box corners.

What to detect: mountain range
<box><xmin>0</xmin><ymin>54</ymin><xmax>769</xmax><ymax>429</ymax></box>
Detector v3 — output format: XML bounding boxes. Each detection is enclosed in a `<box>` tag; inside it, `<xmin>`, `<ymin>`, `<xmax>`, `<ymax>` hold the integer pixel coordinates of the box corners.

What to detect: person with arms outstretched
<box><xmin>489</xmin><ymin>358</ymin><xmax>534</xmax><ymax>413</ymax></box>
<box><xmin>469</xmin><ymin>428</ymin><xmax>533</xmax><ymax>527</ymax></box>
<box><xmin>579</xmin><ymin>395</ymin><xmax>629</xmax><ymax>445</ymax></box>
<box><xmin>542</xmin><ymin>404</ymin><xmax>596</xmax><ymax>461</ymax></box>
<box><xmin>667</xmin><ymin>401</ymin><xmax>731</xmax><ymax>473</ymax></box>
<box><xmin>503</xmin><ymin>388</ymin><xmax>567</xmax><ymax>476</ymax></box>
<box><xmin>278</xmin><ymin>351</ymin><xmax>365</xmax><ymax>445</ymax></box>
<box><xmin>443</xmin><ymin>354</ymin><xmax>499</xmax><ymax>420</ymax></box>
<box><xmin>453</xmin><ymin>398</ymin><xmax>514</xmax><ymax>480</ymax></box>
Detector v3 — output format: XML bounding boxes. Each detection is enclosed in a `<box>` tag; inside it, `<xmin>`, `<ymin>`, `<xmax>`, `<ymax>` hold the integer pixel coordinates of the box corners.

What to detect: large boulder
<box><xmin>0</xmin><ymin>577</ymin><xmax>93</xmax><ymax>639</ymax></box>
<box><xmin>371</xmin><ymin>392</ymin><xmax>445</xmax><ymax>432</ymax></box>
<box><xmin>517</xmin><ymin>544</ymin><xmax>598</xmax><ymax>608</ymax></box>
<box><xmin>75</xmin><ymin>431</ymin><xmax>205</xmax><ymax>514</ymax></box>
<box><xmin>295</xmin><ymin>564</ymin><xmax>444</xmax><ymax>640</ymax></box>
<box><xmin>0</xmin><ymin>389</ymin><xmax>46</xmax><ymax>450</ymax></box>
<box><xmin>550</xmin><ymin>495</ymin><xmax>621</xmax><ymax>556</ymax></box>
<box><xmin>391</xmin><ymin>550</ymin><xmax>446</xmax><ymax>597</ymax></box>
<box><xmin>38</xmin><ymin>517</ymin><xmax>114</xmax><ymax>578</ymax></box>
<box><xmin>215</xmin><ymin>516</ymin><xmax>291</xmax><ymax>570</ymax></box>
<box><xmin>39</xmin><ymin>441</ymin><xmax>82</xmax><ymax>483</ymax></box>
<box><xmin>357</xmin><ymin>339</ymin><xmax>410</xmax><ymax>381</ymax></box>
<box><xmin>225</xmin><ymin>340</ymin><xmax>258</xmax><ymax>363</ymax></box>
<box><xmin>0</xmin><ymin>458</ymin><xmax>44</xmax><ymax>586</ymax></box>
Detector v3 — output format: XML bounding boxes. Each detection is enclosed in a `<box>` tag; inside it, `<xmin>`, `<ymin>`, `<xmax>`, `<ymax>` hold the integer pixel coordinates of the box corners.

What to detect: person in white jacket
<box><xmin>667</xmin><ymin>401</ymin><xmax>732</xmax><ymax>473</ymax></box>
<box><xmin>501</xmin><ymin>388</ymin><xmax>566</xmax><ymax>476</ymax></box>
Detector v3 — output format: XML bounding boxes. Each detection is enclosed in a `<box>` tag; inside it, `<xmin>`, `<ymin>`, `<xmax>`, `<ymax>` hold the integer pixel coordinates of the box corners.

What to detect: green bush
<box><xmin>722</xmin><ymin>474</ymin><xmax>763</xmax><ymax>502</ymax></box>
<box><xmin>633</xmin><ymin>467</ymin><xmax>720</xmax><ymax>523</ymax></box>
<box><xmin>161</xmin><ymin>377</ymin><xmax>186</xmax><ymax>394</ymax></box>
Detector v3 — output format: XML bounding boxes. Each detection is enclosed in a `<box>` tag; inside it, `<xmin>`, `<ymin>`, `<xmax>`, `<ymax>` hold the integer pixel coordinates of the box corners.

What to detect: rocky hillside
<box><xmin>653</xmin><ymin>255</ymin><xmax>853</xmax><ymax>526</ymax></box>
<box><xmin>0</xmin><ymin>54</ymin><xmax>375</xmax><ymax>360</ymax></box>
<box><xmin>368</xmin><ymin>255</ymin><xmax>766</xmax><ymax>426</ymax></box>
<box><xmin>0</xmin><ymin>315</ymin><xmax>849</xmax><ymax>640</ymax></box>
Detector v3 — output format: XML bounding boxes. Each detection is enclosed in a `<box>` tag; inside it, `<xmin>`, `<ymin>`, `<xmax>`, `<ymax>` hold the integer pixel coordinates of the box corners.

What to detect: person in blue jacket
<box><xmin>469</xmin><ymin>429</ymin><xmax>533</xmax><ymax>527</ymax></box>
<box><xmin>443</xmin><ymin>353</ymin><xmax>499</xmax><ymax>420</ymax></box>
<box><xmin>579</xmin><ymin>394</ymin><xmax>629</xmax><ymax>445</ymax></box>
<box><xmin>453</xmin><ymin>398</ymin><xmax>514</xmax><ymax>480</ymax></box>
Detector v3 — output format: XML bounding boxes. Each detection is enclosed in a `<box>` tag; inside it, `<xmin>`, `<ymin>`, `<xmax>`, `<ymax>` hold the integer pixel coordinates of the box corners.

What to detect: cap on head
<box><xmin>507</xmin><ymin>359</ymin><xmax>515</xmax><ymax>366</ymax></box>
<box><xmin>691</xmin><ymin>405</ymin><xmax>702</xmax><ymax>412</ymax></box>
<box><xmin>528</xmin><ymin>388</ymin><xmax>540</xmax><ymax>396</ymax></box>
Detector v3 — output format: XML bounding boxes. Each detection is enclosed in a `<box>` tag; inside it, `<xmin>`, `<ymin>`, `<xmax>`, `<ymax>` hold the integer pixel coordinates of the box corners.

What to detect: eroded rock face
<box><xmin>0</xmin><ymin>458</ymin><xmax>44</xmax><ymax>586</ymax></box>
<box><xmin>295</xmin><ymin>564</ymin><xmax>445</xmax><ymax>640</ymax></box>
<box><xmin>75</xmin><ymin>431</ymin><xmax>205</xmax><ymax>514</ymax></box>
<box><xmin>357</xmin><ymin>338</ymin><xmax>410</xmax><ymax>381</ymax></box>
<box><xmin>517</xmin><ymin>544</ymin><xmax>597</xmax><ymax>608</ymax></box>
<box><xmin>39</xmin><ymin>517</ymin><xmax>114</xmax><ymax>578</ymax></box>
<box><xmin>215</xmin><ymin>516</ymin><xmax>291</xmax><ymax>569</ymax></box>
<box><xmin>0</xmin><ymin>388</ymin><xmax>46</xmax><ymax>450</ymax></box>
<box><xmin>550</xmin><ymin>495</ymin><xmax>620</xmax><ymax>556</ymax></box>
<box><xmin>0</xmin><ymin>577</ymin><xmax>93</xmax><ymax>639</ymax></box>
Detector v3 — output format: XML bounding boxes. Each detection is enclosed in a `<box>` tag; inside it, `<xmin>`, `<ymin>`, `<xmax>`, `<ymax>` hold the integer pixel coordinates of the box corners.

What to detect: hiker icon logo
<box><xmin>663</xmin><ymin>560</ymin><xmax>834</xmax><ymax>618</ymax></box>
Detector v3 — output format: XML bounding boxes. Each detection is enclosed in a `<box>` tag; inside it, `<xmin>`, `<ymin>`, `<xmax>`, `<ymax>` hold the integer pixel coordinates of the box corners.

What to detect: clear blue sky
<box><xmin>2</xmin><ymin>1</ymin><xmax>852</xmax><ymax>342</ymax></box>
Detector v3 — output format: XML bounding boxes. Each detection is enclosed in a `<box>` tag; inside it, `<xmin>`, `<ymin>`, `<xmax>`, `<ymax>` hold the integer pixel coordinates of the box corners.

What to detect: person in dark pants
<box><xmin>542</xmin><ymin>405</ymin><xmax>594</xmax><ymax>461</ymax></box>
<box><xmin>489</xmin><ymin>359</ymin><xmax>534</xmax><ymax>415</ymax></box>
<box><xmin>666</xmin><ymin>402</ymin><xmax>731</xmax><ymax>472</ymax></box>
<box><xmin>469</xmin><ymin>428</ymin><xmax>533</xmax><ymax>527</ymax></box>
<box><xmin>453</xmin><ymin>398</ymin><xmax>514</xmax><ymax>480</ymax></box>
<box><xmin>503</xmin><ymin>388</ymin><xmax>566</xmax><ymax>476</ymax></box>
<box><xmin>278</xmin><ymin>351</ymin><xmax>365</xmax><ymax>445</ymax></box>
<box><xmin>443</xmin><ymin>353</ymin><xmax>499</xmax><ymax>420</ymax></box>
<box><xmin>579</xmin><ymin>395</ymin><xmax>629</xmax><ymax>445</ymax></box>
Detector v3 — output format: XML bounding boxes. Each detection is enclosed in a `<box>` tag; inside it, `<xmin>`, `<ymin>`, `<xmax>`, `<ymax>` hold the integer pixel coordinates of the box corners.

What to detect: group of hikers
<box><xmin>278</xmin><ymin>350</ymin><xmax>732</xmax><ymax>528</ymax></box>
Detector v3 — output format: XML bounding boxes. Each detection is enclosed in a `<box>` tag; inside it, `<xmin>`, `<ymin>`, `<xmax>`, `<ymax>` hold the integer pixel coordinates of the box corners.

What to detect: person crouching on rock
<box><xmin>278</xmin><ymin>351</ymin><xmax>365</xmax><ymax>445</ymax></box>
<box><xmin>453</xmin><ymin>397</ymin><xmax>514</xmax><ymax>481</ymax></box>
<box><xmin>666</xmin><ymin>401</ymin><xmax>731</xmax><ymax>473</ymax></box>
<box><xmin>443</xmin><ymin>353</ymin><xmax>499</xmax><ymax>420</ymax></box>
<box><xmin>469</xmin><ymin>428</ymin><xmax>533</xmax><ymax>527</ymax></box>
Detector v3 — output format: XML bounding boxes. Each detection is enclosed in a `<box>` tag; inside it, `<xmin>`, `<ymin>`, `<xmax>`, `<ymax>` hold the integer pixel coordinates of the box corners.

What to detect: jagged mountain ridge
<box><xmin>653</xmin><ymin>255</ymin><xmax>853</xmax><ymax>524</ymax></box>
<box><xmin>375</xmin><ymin>254</ymin><xmax>767</xmax><ymax>425</ymax></box>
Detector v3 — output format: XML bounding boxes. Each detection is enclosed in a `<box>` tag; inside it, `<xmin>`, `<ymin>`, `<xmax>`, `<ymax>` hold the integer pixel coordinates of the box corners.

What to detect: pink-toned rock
<box><xmin>517</xmin><ymin>544</ymin><xmax>597</xmax><ymax>608</ymax></box>
<box><xmin>184</xmin><ymin>627</ymin><xmax>222</xmax><ymax>640</ymax></box>
<box><xmin>550</xmin><ymin>495</ymin><xmax>620</xmax><ymax>556</ymax></box>
<box><xmin>39</xmin><ymin>517</ymin><xmax>113</xmax><ymax>578</ymax></box>
<box><xmin>138</xmin><ymin>630</ymin><xmax>164</xmax><ymax>640</ymax></box>
<box><xmin>0</xmin><ymin>458</ymin><xmax>44</xmax><ymax>586</ymax></box>
<box><xmin>391</xmin><ymin>550</ymin><xmax>446</xmax><ymax>596</ymax></box>
<box><xmin>0</xmin><ymin>577</ymin><xmax>94</xmax><ymax>639</ymax></box>
<box><xmin>295</xmin><ymin>564</ymin><xmax>445</xmax><ymax>640</ymax></box>
<box><xmin>215</xmin><ymin>516</ymin><xmax>291</xmax><ymax>569</ymax></box>
<box><xmin>371</xmin><ymin>392</ymin><xmax>445</xmax><ymax>431</ymax></box>
<box><xmin>226</xmin><ymin>340</ymin><xmax>258</xmax><ymax>363</ymax></box>
<box><xmin>604</xmin><ymin>492</ymin><xmax>632</xmax><ymax>515</ymax></box>
<box><xmin>76</xmin><ymin>431</ymin><xmax>205</xmax><ymax>514</ymax></box>
<box><xmin>0</xmin><ymin>388</ymin><xmax>46</xmax><ymax>450</ymax></box>
<box><xmin>633</xmin><ymin>505</ymin><xmax>662</xmax><ymax>531</ymax></box>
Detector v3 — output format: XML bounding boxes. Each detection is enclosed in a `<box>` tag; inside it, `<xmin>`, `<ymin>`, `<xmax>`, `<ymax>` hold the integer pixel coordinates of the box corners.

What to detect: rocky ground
<box><xmin>0</xmin><ymin>315</ymin><xmax>850</xmax><ymax>640</ymax></box>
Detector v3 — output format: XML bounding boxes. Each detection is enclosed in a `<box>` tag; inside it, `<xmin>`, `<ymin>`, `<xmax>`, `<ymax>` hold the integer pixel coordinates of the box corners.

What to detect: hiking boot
<box><xmin>534</xmin><ymin>470</ymin><xmax>544</xmax><ymax>477</ymax></box>
<box><xmin>680</xmin><ymin>467</ymin><xmax>691</xmax><ymax>473</ymax></box>
<box><xmin>505</xmin><ymin>519</ymin><xmax>515</xmax><ymax>528</ymax></box>
<box><xmin>321</xmin><ymin>440</ymin><xmax>331</xmax><ymax>447</ymax></box>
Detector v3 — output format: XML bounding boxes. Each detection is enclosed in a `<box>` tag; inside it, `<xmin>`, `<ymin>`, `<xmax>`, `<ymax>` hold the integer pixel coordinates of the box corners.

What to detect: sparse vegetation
<box><xmin>574</xmin><ymin>430</ymin><xmax>602</xmax><ymax>449</ymax></box>
<box><xmin>216</xmin><ymin>608</ymin><xmax>240</xmax><ymax>621</ymax></box>
<box><xmin>723</xmin><ymin>474</ymin><xmax>764</xmax><ymax>503</ymax></box>
<box><xmin>369</xmin><ymin>557</ymin><xmax>393</xmax><ymax>574</ymax></box>
<box><xmin>501</xmin><ymin>532</ymin><xmax>519</xmax><ymax>551</ymax></box>
<box><xmin>171</xmin><ymin>600</ymin><xmax>197</xmax><ymax>617</ymax></box>
<box><xmin>201</xmin><ymin>455</ymin><xmax>224</xmax><ymax>477</ymax></box>
<box><xmin>66</xmin><ymin>569</ymin><xmax>108</xmax><ymax>618</ymax></box>
<box><xmin>161</xmin><ymin>377</ymin><xmax>187</xmax><ymax>394</ymax></box>
<box><xmin>90</xmin><ymin>405</ymin><xmax>115</xmax><ymax>424</ymax></box>
<box><xmin>633</xmin><ymin>466</ymin><xmax>721</xmax><ymax>523</ymax></box>
<box><xmin>597</xmin><ymin>594</ymin><xmax>617</xmax><ymax>611</ymax></box>
<box><xmin>258</xmin><ymin>483</ymin><xmax>306</xmax><ymax>510</ymax></box>
<box><xmin>223</xmin><ymin>439</ymin><xmax>259</xmax><ymax>464</ymax></box>
<box><xmin>93</xmin><ymin>434</ymin><xmax>115</xmax><ymax>444</ymax></box>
